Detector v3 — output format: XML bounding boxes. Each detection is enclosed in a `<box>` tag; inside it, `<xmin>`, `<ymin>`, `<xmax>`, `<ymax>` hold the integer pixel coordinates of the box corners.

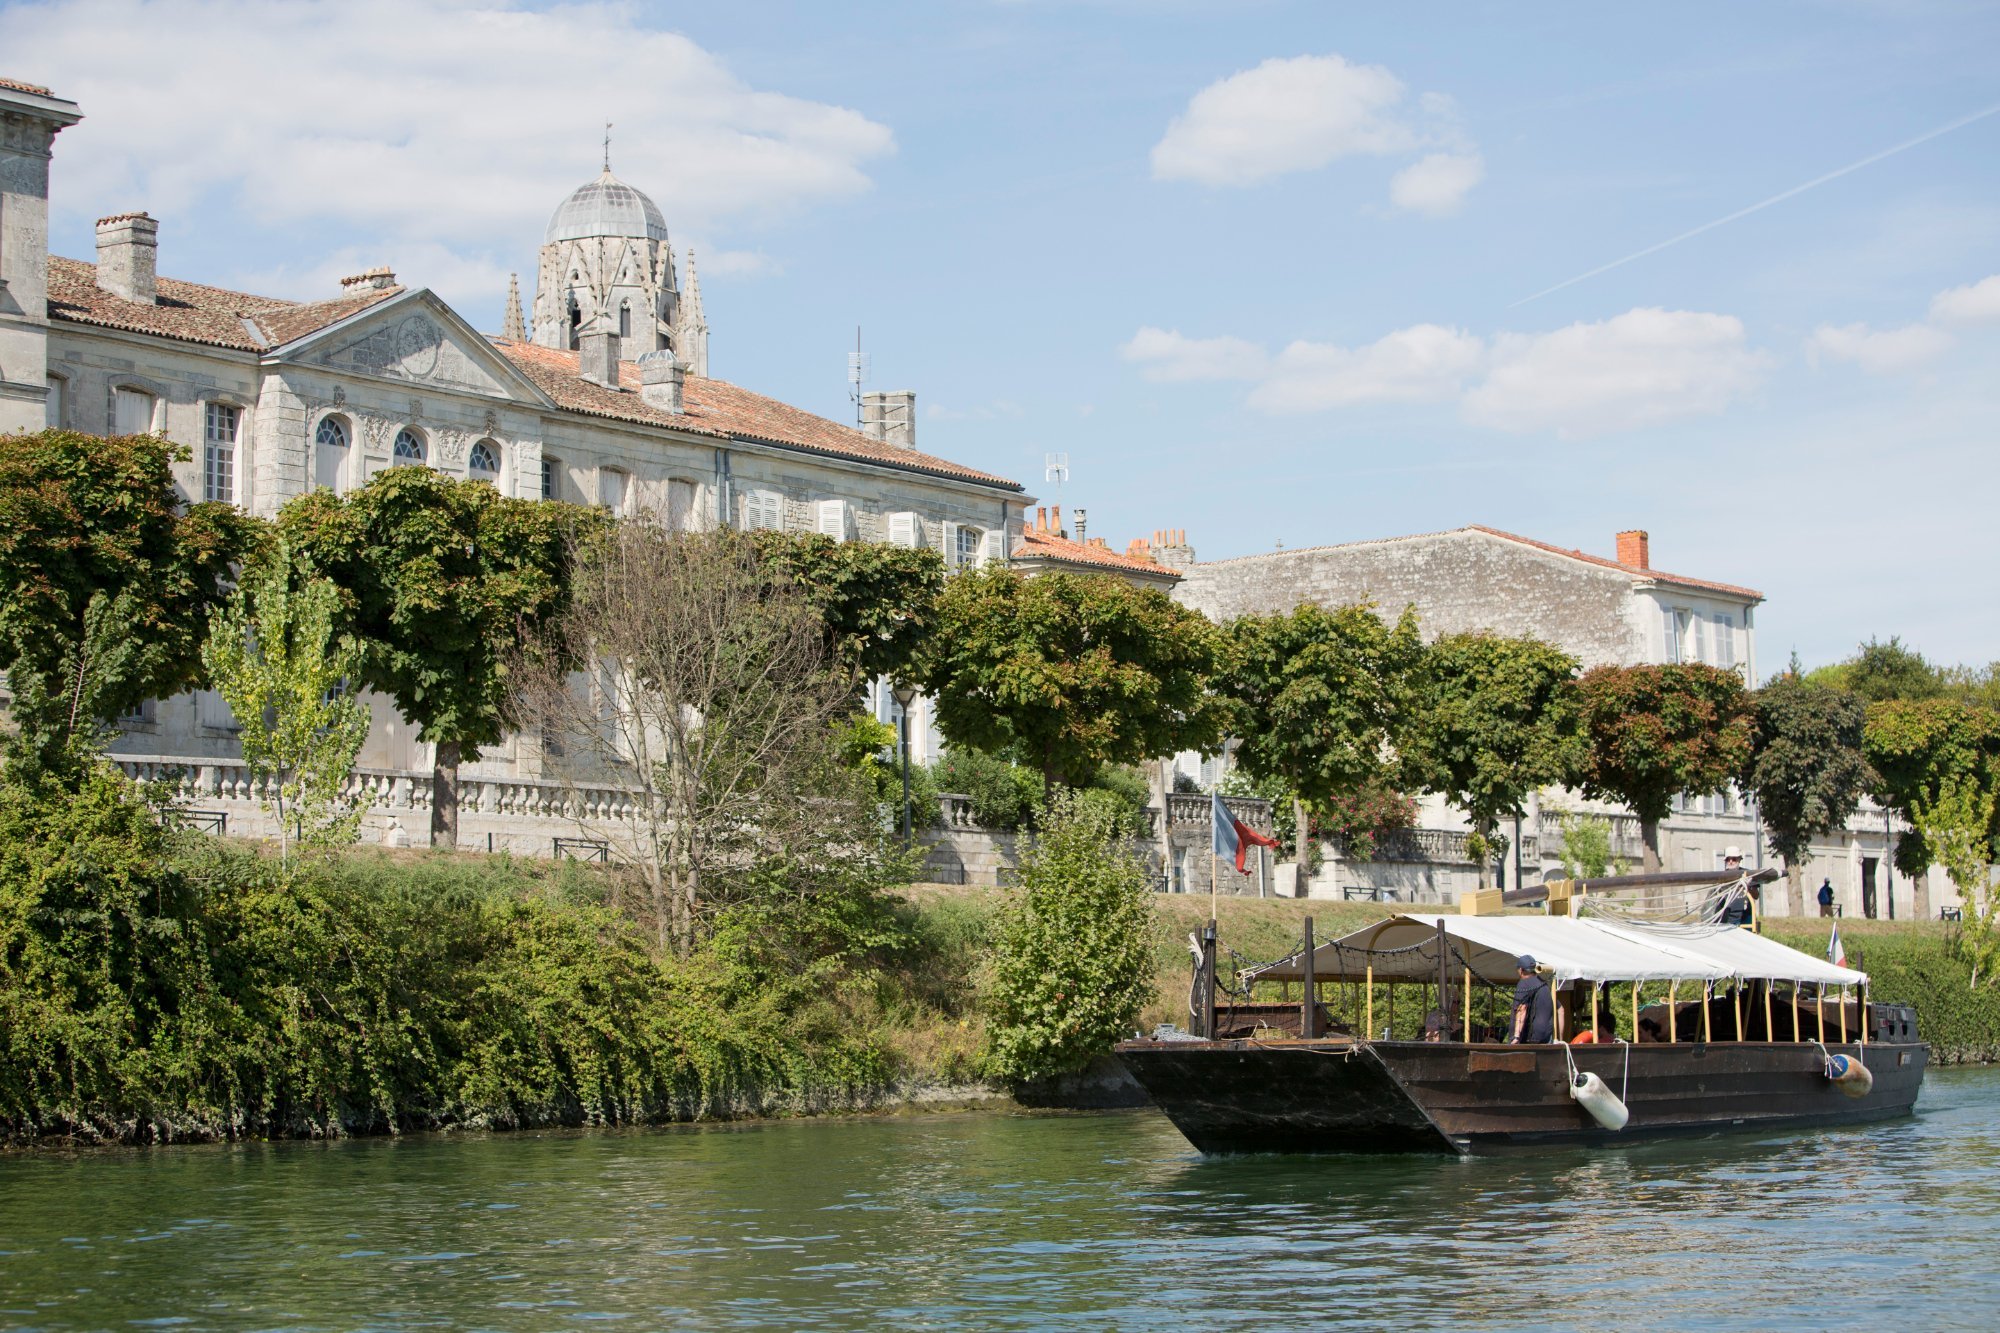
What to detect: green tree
<box><xmin>1863</xmin><ymin>697</ymin><xmax>2000</xmax><ymax>916</ymax></box>
<box><xmin>201</xmin><ymin>540</ymin><xmax>371</xmax><ymax>873</ymax></box>
<box><xmin>1399</xmin><ymin>632</ymin><xmax>1581</xmax><ymax>886</ymax></box>
<box><xmin>1221</xmin><ymin>602</ymin><xmax>1423</xmax><ymax>869</ymax></box>
<box><xmin>1738</xmin><ymin>672</ymin><xmax>1871</xmax><ymax>912</ymax></box>
<box><xmin>1913</xmin><ymin>773</ymin><xmax>2000</xmax><ymax>986</ymax></box>
<box><xmin>749</xmin><ymin>531</ymin><xmax>945</xmax><ymax>690</ymax></box>
<box><xmin>1806</xmin><ymin>635</ymin><xmax>1946</xmax><ymax>702</ymax></box>
<box><xmin>983</xmin><ymin>788</ymin><xmax>1157</xmax><ymax>1083</ymax></box>
<box><xmin>277</xmin><ymin>467</ymin><xmax>606</xmax><ymax>846</ymax></box>
<box><xmin>1549</xmin><ymin>807</ymin><xmax>1622</xmax><ymax>879</ymax></box>
<box><xmin>1571</xmin><ymin>663</ymin><xmax>1754</xmax><ymax>872</ymax></box>
<box><xmin>919</xmin><ymin>568</ymin><xmax>1230</xmax><ymax>789</ymax></box>
<box><xmin>0</xmin><ymin>428</ymin><xmax>261</xmax><ymax>777</ymax></box>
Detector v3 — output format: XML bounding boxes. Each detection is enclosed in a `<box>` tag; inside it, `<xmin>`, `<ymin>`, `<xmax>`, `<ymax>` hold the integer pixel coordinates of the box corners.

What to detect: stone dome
<box><xmin>544</xmin><ymin>171</ymin><xmax>669</xmax><ymax>245</ymax></box>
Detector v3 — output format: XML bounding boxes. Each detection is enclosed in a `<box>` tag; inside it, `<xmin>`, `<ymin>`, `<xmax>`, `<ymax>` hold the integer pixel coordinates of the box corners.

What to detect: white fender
<box><xmin>1826</xmin><ymin>1054</ymin><xmax>1875</xmax><ymax>1100</ymax></box>
<box><xmin>1569</xmin><ymin>1071</ymin><xmax>1630</xmax><ymax>1131</ymax></box>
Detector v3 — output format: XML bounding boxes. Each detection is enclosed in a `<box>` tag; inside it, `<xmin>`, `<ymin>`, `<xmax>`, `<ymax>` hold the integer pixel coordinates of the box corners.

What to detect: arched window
<box><xmin>313</xmin><ymin>415</ymin><xmax>349</xmax><ymax>491</ymax></box>
<box><xmin>393</xmin><ymin>428</ymin><xmax>426</xmax><ymax>465</ymax></box>
<box><xmin>468</xmin><ymin>439</ymin><xmax>500</xmax><ymax>482</ymax></box>
<box><xmin>618</xmin><ymin>301</ymin><xmax>632</xmax><ymax>339</ymax></box>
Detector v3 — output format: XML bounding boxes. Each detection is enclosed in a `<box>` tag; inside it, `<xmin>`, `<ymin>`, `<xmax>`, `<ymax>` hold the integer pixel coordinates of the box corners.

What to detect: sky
<box><xmin>6</xmin><ymin>0</ymin><xmax>1998</xmax><ymax>672</ymax></box>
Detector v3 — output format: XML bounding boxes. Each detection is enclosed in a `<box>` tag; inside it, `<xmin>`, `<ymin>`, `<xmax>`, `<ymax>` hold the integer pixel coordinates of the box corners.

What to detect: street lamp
<box><xmin>892</xmin><ymin>682</ymin><xmax>919</xmax><ymax>849</ymax></box>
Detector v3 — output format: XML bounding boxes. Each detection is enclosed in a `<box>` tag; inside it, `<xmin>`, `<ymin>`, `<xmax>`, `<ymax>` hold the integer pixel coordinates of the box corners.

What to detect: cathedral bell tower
<box><xmin>531</xmin><ymin>165</ymin><xmax>679</xmax><ymax>355</ymax></box>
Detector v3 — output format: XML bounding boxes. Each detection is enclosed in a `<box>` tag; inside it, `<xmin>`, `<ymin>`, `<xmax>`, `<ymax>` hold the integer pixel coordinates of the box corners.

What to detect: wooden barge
<box><xmin>1115</xmin><ymin>911</ymin><xmax>1927</xmax><ymax>1156</ymax></box>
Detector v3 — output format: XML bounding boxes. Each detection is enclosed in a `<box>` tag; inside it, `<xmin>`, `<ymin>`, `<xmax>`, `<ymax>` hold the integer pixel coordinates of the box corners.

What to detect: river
<box><xmin>3</xmin><ymin>1066</ymin><xmax>1997</xmax><ymax>1331</ymax></box>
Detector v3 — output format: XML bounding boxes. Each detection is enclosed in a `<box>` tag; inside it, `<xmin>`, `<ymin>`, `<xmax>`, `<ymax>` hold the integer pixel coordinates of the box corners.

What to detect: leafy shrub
<box><xmin>983</xmin><ymin>789</ymin><xmax>1157</xmax><ymax>1082</ymax></box>
<box><xmin>933</xmin><ymin>746</ymin><xmax>1043</xmax><ymax>830</ymax></box>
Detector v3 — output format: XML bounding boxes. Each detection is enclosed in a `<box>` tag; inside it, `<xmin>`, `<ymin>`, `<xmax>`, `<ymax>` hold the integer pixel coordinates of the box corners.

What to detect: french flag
<box><xmin>1212</xmin><ymin>791</ymin><xmax>1280</xmax><ymax>875</ymax></box>
<box><xmin>1828</xmin><ymin>923</ymin><xmax>1846</xmax><ymax>968</ymax></box>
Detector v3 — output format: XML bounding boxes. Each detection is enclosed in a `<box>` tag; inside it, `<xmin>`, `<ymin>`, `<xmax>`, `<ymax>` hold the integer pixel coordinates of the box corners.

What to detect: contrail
<box><xmin>1510</xmin><ymin>102</ymin><xmax>2000</xmax><ymax>308</ymax></box>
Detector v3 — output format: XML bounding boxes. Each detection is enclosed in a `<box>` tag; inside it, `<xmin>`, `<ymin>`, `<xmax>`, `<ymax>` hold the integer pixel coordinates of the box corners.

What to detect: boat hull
<box><xmin>1112</xmin><ymin>1038</ymin><xmax>1928</xmax><ymax>1155</ymax></box>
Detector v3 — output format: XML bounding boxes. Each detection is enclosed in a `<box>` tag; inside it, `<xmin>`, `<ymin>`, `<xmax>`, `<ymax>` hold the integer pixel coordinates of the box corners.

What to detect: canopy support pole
<box><xmin>1839</xmin><ymin>986</ymin><xmax>1848</xmax><ymax>1045</ymax></box>
<box><xmin>1462</xmin><ymin>966</ymin><xmax>1472</xmax><ymax>1044</ymax></box>
<box><xmin>1590</xmin><ymin>986</ymin><xmax>1600</xmax><ymax>1043</ymax></box>
<box><xmin>1366</xmin><ymin>964</ymin><xmax>1375</xmax><ymax>1041</ymax></box>
<box><xmin>1668</xmin><ymin>980</ymin><xmax>1677</xmax><ymax>1043</ymax></box>
<box><xmin>1735</xmin><ymin>980</ymin><xmax>1745</xmax><ymax>1042</ymax></box>
<box><xmin>1816</xmin><ymin>989</ymin><xmax>1826</xmax><ymax>1045</ymax></box>
<box><xmin>1703</xmin><ymin>985</ymin><xmax>1712</xmax><ymax>1043</ymax></box>
<box><xmin>1631</xmin><ymin>982</ymin><xmax>1640</xmax><ymax>1047</ymax></box>
<box><xmin>1791</xmin><ymin>986</ymin><xmax>1800</xmax><ymax>1043</ymax></box>
<box><xmin>1763</xmin><ymin>982</ymin><xmax>1774</xmax><ymax>1043</ymax></box>
<box><xmin>1436</xmin><ymin>919</ymin><xmax>1450</xmax><ymax>1042</ymax></box>
<box><xmin>1199</xmin><ymin>919</ymin><xmax>1217</xmax><ymax>1040</ymax></box>
<box><xmin>1860</xmin><ymin>983</ymin><xmax>1868</xmax><ymax>1047</ymax></box>
<box><xmin>1300</xmin><ymin>916</ymin><xmax>1318</xmax><ymax>1039</ymax></box>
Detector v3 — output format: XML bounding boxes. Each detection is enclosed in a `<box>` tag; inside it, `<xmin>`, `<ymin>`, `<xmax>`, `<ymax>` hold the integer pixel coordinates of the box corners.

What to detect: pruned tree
<box><xmin>278</xmin><ymin>467</ymin><xmax>606</xmax><ymax>845</ymax></box>
<box><xmin>1220</xmin><ymin>602</ymin><xmax>1423</xmax><ymax>871</ymax></box>
<box><xmin>1913</xmin><ymin>773</ymin><xmax>2000</xmax><ymax>986</ymax></box>
<box><xmin>0</xmin><ymin>428</ymin><xmax>262</xmax><ymax>779</ymax></box>
<box><xmin>1738</xmin><ymin>672</ymin><xmax>1870</xmax><ymax>914</ymax></box>
<box><xmin>1863</xmin><ymin>696</ymin><xmax>2000</xmax><ymax>918</ymax></box>
<box><xmin>1399</xmin><ymin>632</ymin><xmax>1582</xmax><ymax>887</ymax></box>
<box><xmin>748</xmin><ymin>530</ymin><xmax>945</xmax><ymax>691</ymax></box>
<box><xmin>519</xmin><ymin>524</ymin><xmax>883</xmax><ymax>952</ymax></box>
<box><xmin>919</xmin><ymin>567</ymin><xmax>1231</xmax><ymax>790</ymax></box>
<box><xmin>1571</xmin><ymin>663</ymin><xmax>1753</xmax><ymax>873</ymax></box>
<box><xmin>201</xmin><ymin>540</ymin><xmax>370</xmax><ymax>873</ymax></box>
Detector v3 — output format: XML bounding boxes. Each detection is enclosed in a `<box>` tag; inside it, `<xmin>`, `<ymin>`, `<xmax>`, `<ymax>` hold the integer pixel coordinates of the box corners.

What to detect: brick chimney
<box><xmin>1616</xmin><ymin>529</ymin><xmax>1650</xmax><ymax>570</ymax></box>
<box><xmin>860</xmin><ymin>390</ymin><xmax>916</xmax><ymax>449</ymax></box>
<box><xmin>1050</xmin><ymin>504</ymin><xmax>1063</xmax><ymax>538</ymax></box>
<box><xmin>639</xmin><ymin>351</ymin><xmax>684</xmax><ymax>413</ymax></box>
<box><xmin>579</xmin><ymin>326</ymin><xmax>621</xmax><ymax>388</ymax></box>
<box><xmin>95</xmin><ymin>212</ymin><xmax>158</xmax><ymax>303</ymax></box>
<box><xmin>1152</xmin><ymin>527</ymin><xmax>1195</xmax><ymax>571</ymax></box>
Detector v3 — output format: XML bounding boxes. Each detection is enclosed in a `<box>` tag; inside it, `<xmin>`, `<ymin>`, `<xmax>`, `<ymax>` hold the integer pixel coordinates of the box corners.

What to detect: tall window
<box><xmin>313</xmin><ymin>415</ymin><xmax>349</xmax><ymax>491</ymax></box>
<box><xmin>468</xmin><ymin>439</ymin><xmax>500</xmax><ymax>484</ymax></box>
<box><xmin>203</xmin><ymin>402</ymin><xmax>239</xmax><ymax>503</ymax></box>
<box><xmin>598</xmin><ymin>467</ymin><xmax>628</xmax><ymax>516</ymax></box>
<box><xmin>393</xmin><ymin>428</ymin><xmax>426</xmax><ymax>465</ymax></box>
<box><xmin>541</xmin><ymin>455</ymin><xmax>560</xmax><ymax>501</ymax></box>
<box><xmin>113</xmin><ymin>386</ymin><xmax>154</xmax><ymax>434</ymax></box>
<box><xmin>618</xmin><ymin>301</ymin><xmax>632</xmax><ymax>339</ymax></box>
<box><xmin>955</xmin><ymin>524</ymin><xmax>981</xmax><ymax>570</ymax></box>
<box><xmin>44</xmin><ymin>375</ymin><xmax>66</xmax><ymax>429</ymax></box>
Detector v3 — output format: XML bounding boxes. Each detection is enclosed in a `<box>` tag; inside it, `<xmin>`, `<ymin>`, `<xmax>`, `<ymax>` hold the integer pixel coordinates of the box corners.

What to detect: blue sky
<box><xmin>9</xmin><ymin>0</ymin><xmax>1998</xmax><ymax>670</ymax></box>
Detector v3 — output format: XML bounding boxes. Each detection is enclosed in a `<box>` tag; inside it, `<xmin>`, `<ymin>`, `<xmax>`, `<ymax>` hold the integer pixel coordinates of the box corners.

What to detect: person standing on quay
<box><xmin>1819</xmin><ymin>877</ymin><xmax>1836</xmax><ymax>917</ymax></box>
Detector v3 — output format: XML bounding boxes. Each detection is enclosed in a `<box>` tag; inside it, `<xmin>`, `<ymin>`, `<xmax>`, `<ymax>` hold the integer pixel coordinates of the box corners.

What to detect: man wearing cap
<box><xmin>1719</xmin><ymin>847</ymin><xmax>1756</xmax><ymax>926</ymax></box>
<box><xmin>1510</xmin><ymin>956</ymin><xmax>1553</xmax><ymax>1044</ymax></box>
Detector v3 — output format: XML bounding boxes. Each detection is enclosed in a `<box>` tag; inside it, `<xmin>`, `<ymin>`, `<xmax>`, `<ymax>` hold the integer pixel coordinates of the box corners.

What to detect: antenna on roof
<box><xmin>1044</xmin><ymin>452</ymin><xmax>1069</xmax><ymax>507</ymax></box>
<box><xmin>603</xmin><ymin>121</ymin><xmax>613</xmax><ymax>172</ymax></box>
<box><xmin>847</xmin><ymin>326</ymin><xmax>870</xmax><ymax>429</ymax></box>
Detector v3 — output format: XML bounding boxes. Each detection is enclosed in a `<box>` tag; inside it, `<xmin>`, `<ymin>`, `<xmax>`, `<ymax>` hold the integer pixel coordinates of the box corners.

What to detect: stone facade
<box><xmin>0</xmin><ymin>81</ymin><xmax>81</xmax><ymax>435</ymax></box>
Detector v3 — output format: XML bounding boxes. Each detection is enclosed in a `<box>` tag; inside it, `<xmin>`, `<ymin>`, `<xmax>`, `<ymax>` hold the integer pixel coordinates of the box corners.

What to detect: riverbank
<box><xmin>4</xmin><ymin>824</ymin><xmax>1993</xmax><ymax>1149</ymax></box>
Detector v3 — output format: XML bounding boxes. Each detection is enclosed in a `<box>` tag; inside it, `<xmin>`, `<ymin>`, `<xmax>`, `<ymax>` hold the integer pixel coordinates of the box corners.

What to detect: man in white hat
<box><xmin>1719</xmin><ymin>846</ymin><xmax>1756</xmax><ymax>926</ymax></box>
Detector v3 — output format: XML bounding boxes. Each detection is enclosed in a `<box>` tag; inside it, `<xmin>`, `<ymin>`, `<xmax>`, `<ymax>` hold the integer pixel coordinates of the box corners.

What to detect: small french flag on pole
<box><xmin>1828</xmin><ymin>923</ymin><xmax>1847</xmax><ymax>968</ymax></box>
<box><xmin>1212</xmin><ymin>791</ymin><xmax>1280</xmax><ymax>875</ymax></box>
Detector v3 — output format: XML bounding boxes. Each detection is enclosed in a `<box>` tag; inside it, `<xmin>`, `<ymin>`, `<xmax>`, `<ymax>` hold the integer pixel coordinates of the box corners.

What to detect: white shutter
<box><xmin>887</xmin><ymin>512</ymin><xmax>919</xmax><ymax>549</ymax></box>
<box><xmin>815</xmin><ymin>499</ymin><xmax>850</xmax><ymax>541</ymax></box>
<box><xmin>941</xmin><ymin>521</ymin><xmax>962</xmax><ymax>569</ymax></box>
<box><xmin>745</xmin><ymin>490</ymin><xmax>783</xmax><ymax>531</ymax></box>
<box><xmin>979</xmin><ymin>529</ymin><xmax>1006</xmax><ymax>567</ymax></box>
<box><xmin>1717</xmin><ymin>615</ymin><xmax>1737</xmax><ymax>669</ymax></box>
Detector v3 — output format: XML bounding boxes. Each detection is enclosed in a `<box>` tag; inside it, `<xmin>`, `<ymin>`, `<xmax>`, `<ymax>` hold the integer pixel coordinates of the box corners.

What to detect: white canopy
<box><xmin>1244</xmin><ymin>913</ymin><xmax>1869</xmax><ymax>989</ymax></box>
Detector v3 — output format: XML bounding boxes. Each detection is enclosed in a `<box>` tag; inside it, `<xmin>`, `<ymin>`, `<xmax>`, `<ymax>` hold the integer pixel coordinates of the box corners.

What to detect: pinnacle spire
<box><xmin>676</xmin><ymin>247</ymin><xmax>709</xmax><ymax>379</ymax></box>
<box><xmin>503</xmin><ymin>272</ymin><xmax>526</xmax><ymax>342</ymax></box>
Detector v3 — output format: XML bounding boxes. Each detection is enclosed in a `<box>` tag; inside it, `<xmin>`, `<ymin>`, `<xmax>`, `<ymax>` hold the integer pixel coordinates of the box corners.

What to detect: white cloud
<box><xmin>1806</xmin><ymin>322</ymin><xmax>1954</xmax><ymax>375</ymax></box>
<box><xmin>7</xmin><ymin>0</ymin><xmax>893</xmax><ymax>299</ymax></box>
<box><xmin>1465</xmin><ymin>309</ymin><xmax>1770</xmax><ymax>436</ymax></box>
<box><xmin>1150</xmin><ymin>54</ymin><xmax>1413</xmax><ymax>187</ymax></box>
<box><xmin>1128</xmin><ymin>307</ymin><xmax>1769</xmax><ymax>436</ymax></box>
<box><xmin>1929</xmin><ymin>274</ymin><xmax>2000</xmax><ymax>327</ymax></box>
<box><xmin>1119</xmin><ymin>326</ymin><xmax>1270</xmax><ymax>381</ymax></box>
<box><xmin>1249</xmin><ymin>324</ymin><xmax>1484</xmax><ymax>413</ymax></box>
<box><xmin>1388</xmin><ymin>152</ymin><xmax>1485</xmax><ymax>217</ymax></box>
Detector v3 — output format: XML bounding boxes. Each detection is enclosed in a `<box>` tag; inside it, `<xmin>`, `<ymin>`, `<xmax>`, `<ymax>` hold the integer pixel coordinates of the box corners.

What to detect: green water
<box><xmin>2</xmin><ymin>1067</ymin><xmax>1996</xmax><ymax>1331</ymax></box>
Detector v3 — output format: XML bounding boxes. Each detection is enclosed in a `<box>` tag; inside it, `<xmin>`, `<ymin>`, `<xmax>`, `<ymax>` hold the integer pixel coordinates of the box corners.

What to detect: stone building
<box><xmin>1</xmin><ymin>76</ymin><xmax>1028</xmax><ymax>850</ymax></box>
<box><xmin>1010</xmin><ymin>505</ymin><xmax>1182</xmax><ymax>592</ymax></box>
<box><xmin>1173</xmin><ymin>523</ymin><xmax>1929</xmax><ymax>917</ymax></box>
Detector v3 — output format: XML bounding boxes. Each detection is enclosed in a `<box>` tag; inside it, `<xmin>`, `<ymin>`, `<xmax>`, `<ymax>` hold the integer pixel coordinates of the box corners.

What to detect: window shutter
<box><xmin>1717</xmin><ymin>615</ymin><xmax>1737</xmax><ymax>669</ymax></box>
<box><xmin>941</xmin><ymin>521</ymin><xmax>962</xmax><ymax>569</ymax></box>
<box><xmin>816</xmin><ymin>499</ymin><xmax>849</xmax><ymax>540</ymax></box>
<box><xmin>887</xmin><ymin>512</ymin><xmax>919</xmax><ymax>549</ymax></box>
<box><xmin>979</xmin><ymin>529</ymin><xmax>1006</xmax><ymax>567</ymax></box>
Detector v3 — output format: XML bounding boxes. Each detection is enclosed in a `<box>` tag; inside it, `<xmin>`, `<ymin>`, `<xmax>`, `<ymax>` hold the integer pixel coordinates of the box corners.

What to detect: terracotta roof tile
<box><xmin>0</xmin><ymin>76</ymin><xmax>53</xmax><ymax>96</ymax></box>
<box><xmin>1013</xmin><ymin>526</ymin><xmax>1181</xmax><ymax>579</ymax></box>
<box><xmin>495</xmin><ymin>339</ymin><xmax>1022</xmax><ymax>491</ymax></box>
<box><xmin>46</xmin><ymin>256</ymin><xmax>402</xmax><ymax>351</ymax></box>
<box><xmin>1195</xmin><ymin>524</ymin><xmax>1760</xmax><ymax>601</ymax></box>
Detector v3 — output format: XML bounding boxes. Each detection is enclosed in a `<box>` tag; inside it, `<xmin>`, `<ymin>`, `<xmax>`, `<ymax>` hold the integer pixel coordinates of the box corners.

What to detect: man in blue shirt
<box><xmin>1510</xmin><ymin>955</ymin><xmax>1554</xmax><ymax>1044</ymax></box>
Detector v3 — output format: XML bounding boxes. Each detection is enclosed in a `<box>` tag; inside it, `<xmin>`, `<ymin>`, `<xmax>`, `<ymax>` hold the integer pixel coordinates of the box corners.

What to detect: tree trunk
<box><xmin>1915</xmin><ymin>869</ymin><xmax>1931</xmax><ymax>921</ymax></box>
<box><xmin>431</xmin><ymin>738</ymin><xmax>461</xmax><ymax>847</ymax></box>
<box><xmin>1293</xmin><ymin>797</ymin><xmax>1310</xmax><ymax>888</ymax></box>
<box><xmin>1785</xmin><ymin>859</ymin><xmax>1804</xmax><ymax>920</ymax></box>
<box><xmin>1640</xmin><ymin>818</ymin><xmax>1661</xmax><ymax>873</ymax></box>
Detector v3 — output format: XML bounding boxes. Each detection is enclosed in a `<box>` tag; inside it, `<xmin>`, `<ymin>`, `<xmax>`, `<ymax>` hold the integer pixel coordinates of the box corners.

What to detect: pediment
<box><xmin>275</xmin><ymin>292</ymin><xmax>553</xmax><ymax>406</ymax></box>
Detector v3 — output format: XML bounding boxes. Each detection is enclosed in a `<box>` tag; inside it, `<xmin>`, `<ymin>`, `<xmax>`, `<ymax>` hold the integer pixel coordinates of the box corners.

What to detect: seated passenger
<box><xmin>1570</xmin><ymin>1012</ymin><xmax>1618</xmax><ymax>1044</ymax></box>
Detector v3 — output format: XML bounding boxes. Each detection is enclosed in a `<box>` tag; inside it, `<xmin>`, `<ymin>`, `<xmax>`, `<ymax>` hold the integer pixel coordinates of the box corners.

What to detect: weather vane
<box><xmin>603</xmin><ymin>121</ymin><xmax>612</xmax><ymax>172</ymax></box>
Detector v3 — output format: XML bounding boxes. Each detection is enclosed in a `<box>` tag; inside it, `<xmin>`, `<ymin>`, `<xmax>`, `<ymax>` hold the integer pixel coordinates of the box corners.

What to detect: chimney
<box><xmin>1153</xmin><ymin>527</ymin><xmax>1195</xmax><ymax>572</ymax></box>
<box><xmin>1051</xmin><ymin>504</ymin><xmax>1063</xmax><ymax>538</ymax></box>
<box><xmin>860</xmin><ymin>389</ymin><xmax>916</xmax><ymax>449</ymax></box>
<box><xmin>639</xmin><ymin>351</ymin><xmax>684</xmax><ymax>414</ymax></box>
<box><xmin>1073</xmin><ymin>508</ymin><xmax>1087</xmax><ymax>544</ymax></box>
<box><xmin>339</xmin><ymin>266</ymin><xmax>397</xmax><ymax>292</ymax></box>
<box><xmin>579</xmin><ymin>327</ymin><xmax>621</xmax><ymax>388</ymax></box>
<box><xmin>95</xmin><ymin>212</ymin><xmax>158</xmax><ymax>303</ymax></box>
<box><xmin>1616</xmin><ymin>529</ymin><xmax>1650</xmax><ymax>570</ymax></box>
